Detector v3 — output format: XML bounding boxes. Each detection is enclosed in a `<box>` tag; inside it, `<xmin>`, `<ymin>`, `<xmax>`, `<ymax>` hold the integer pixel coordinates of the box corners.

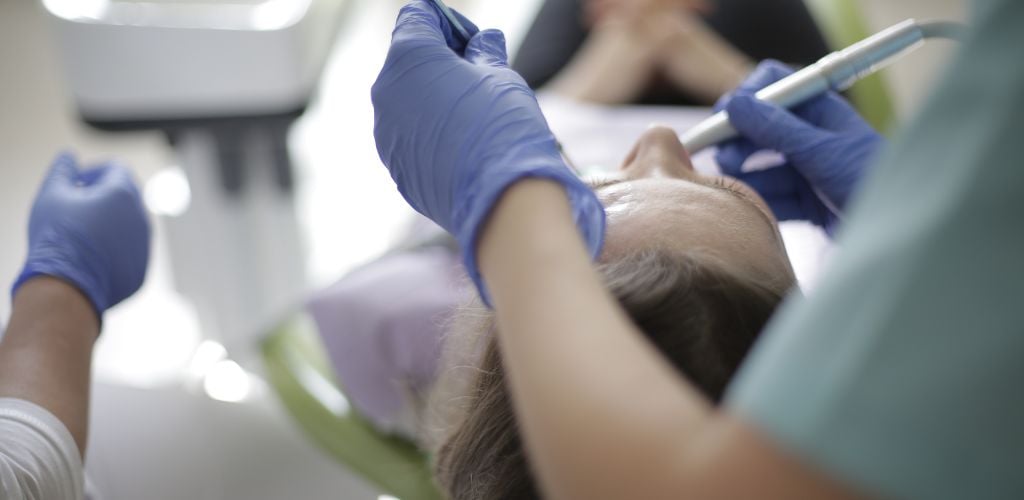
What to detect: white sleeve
<box><xmin>0</xmin><ymin>398</ymin><xmax>84</xmax><ymax>500</ymax></box>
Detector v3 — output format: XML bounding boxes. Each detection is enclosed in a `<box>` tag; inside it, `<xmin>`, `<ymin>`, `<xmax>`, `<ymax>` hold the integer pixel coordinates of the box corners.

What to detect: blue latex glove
<box><xmin>372</xmin><ymin>1</ymin><xmax>605</xmax><ymax>303</ymax></box>
<box><xmin>715</xmin><ymin>60</ymin><xmax>885</xmax><ymax>234</ymax></box>
<box><xmin>12</xmin><ymin>153</ymin><xmax>151</xmax><ymax>321</ymax></box>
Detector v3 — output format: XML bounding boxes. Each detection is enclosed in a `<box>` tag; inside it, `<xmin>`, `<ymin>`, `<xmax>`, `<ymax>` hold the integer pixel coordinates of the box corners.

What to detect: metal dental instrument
<box><xmin>680</xmin><ymin>19</ymin><xmax>968</xmax><ymax>153</ymax></box>
<box><xmin>430</xmin><ymin>0</ymin><xmax>472</xmax><ymax>43</ymax></box>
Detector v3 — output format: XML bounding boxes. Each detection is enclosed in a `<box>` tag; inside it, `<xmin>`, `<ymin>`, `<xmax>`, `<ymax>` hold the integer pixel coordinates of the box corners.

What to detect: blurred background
<box><xmin>0</xmin><ymin>0</ymin><xmax>965</xmax><ymax>498</ymax></box>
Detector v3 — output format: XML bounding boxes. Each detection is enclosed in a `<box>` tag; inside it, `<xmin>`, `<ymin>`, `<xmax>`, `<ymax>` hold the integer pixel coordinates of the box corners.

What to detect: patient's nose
<box><xmin>620</xmin><ymin>126</ymin><xmax>696</xmax><ymax>180</ymax></box>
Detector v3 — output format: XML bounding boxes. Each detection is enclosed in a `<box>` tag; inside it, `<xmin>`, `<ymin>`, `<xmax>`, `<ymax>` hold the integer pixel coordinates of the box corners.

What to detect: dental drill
<box><xmin>681</xmin><ymin>19</ymin><xmax>968</xmax><ymax>153</ymax></box>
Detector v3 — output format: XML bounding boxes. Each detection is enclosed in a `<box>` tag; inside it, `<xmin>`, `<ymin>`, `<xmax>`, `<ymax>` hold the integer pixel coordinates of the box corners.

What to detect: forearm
<box><xmin>0</xmin><ymin>277</ymin><xmax>99</xmax><ymax>456</ymax></box>
<box><xmin>658</xmin><ymin>14</ymin><xmax>752</xmax><ymax>103</ymax></box>
<box><xmin>479</xmin><ymin>179</ymin><xmax>715</xmax><ymax>498</ymax></box>
<box><xmin>547</xmin><ymin>17</ymin><xmax>664</xmax><ymax>104</ymax></box>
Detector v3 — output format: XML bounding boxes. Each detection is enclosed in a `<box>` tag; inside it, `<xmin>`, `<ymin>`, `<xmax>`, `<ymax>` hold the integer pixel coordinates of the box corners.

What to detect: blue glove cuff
<box><xmin>458</xmin><ymin>168</ymin><xmax>606</xmax><ymax>307</ymax></box>
<box><xmin>11</xmin><ymin>226</ymin><xmax>110</xmax><ymax>320</ymax></box>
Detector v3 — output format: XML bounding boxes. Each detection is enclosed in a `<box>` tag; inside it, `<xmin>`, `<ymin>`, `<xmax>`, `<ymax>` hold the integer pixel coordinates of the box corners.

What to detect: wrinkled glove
<box><xmin>715</xmin><ymin>60</ymin><xmax>885</xmax><ymax>234</ymax></box>
<box><xmin>12</xmin><ymin>153</ymin><xmax>151</xmax><ymax>321</ymax></box>
<box><xmin>372</xmin><ymin>0</ymin><xmax>605</xmax><ymax>303</ymax></box>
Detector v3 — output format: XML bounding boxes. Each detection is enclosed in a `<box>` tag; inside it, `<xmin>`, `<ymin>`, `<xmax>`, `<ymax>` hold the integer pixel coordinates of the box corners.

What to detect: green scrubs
<box><xmin>725</xmin><ymin>1</ymin><xmax>1024</xmax><ymax>499</ymax></box>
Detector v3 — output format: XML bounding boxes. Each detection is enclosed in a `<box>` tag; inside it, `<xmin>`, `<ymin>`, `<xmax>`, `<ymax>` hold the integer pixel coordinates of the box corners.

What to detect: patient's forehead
<box><xmin>597</xmin><ymin>178</ymin><xmax>792</xmax><ymax>287</ymax></box>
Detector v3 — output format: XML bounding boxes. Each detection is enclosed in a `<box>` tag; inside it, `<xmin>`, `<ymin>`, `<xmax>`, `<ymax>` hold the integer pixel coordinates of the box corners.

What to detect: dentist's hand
<box><xmin>12</xmin><ymin>153</ymin><xmax>151</xmax><ymax>322</ymax></box>
<box><xmin>372</xmin><ymin>0</ymin><xmax>605</xmax><ymax>302</ymax></box>
<box><xmin>715</xmin><ymin>60</ymin><xmax>885</xmax><ymax>234</ymax></box>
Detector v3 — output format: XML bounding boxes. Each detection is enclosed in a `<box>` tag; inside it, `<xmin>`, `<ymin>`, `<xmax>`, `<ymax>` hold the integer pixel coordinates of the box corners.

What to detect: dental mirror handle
<box><xmin>680</xmin><ymin>18</ymin><xmax>965</xmax><ymax>153</ymax></box>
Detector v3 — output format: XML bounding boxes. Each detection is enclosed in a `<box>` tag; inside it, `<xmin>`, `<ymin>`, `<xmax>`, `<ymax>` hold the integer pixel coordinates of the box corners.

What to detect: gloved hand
<box><xmin>372</xmin><ymin>0</ymin><xmax>605</xmax><ymax>303</ymax></box>
<box><xmin>12</xmin><ymin>153</ymin><xmax>151</xmax><ymax>321</ymax></box>
<box><xmin>715</xmin><ymin>60</ymin><xmax>885</xmax><ymax>234</ymax></box>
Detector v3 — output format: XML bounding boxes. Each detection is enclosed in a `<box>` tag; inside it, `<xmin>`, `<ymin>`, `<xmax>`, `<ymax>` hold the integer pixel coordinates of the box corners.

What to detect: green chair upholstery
<box><xmin>803</xmin><ymin>0</ymin><xmax>898</xmax><ymax>132</ymax></box>
<box><xmin>261</xmin><ymin>313</ymin><xmax>442</xmax><ymax>500</ymax></box>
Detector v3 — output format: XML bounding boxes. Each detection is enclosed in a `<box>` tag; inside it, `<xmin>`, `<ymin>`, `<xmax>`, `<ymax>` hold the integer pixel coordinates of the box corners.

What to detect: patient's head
<box><xmin>597</xmin><ymin>126</ymin><xmax>793</xmax><ymax>290</ymax></box>
<box><xmin>429</xmin><ymin>127</ymin><xmax>795</xmax><ymax>500</ymax></box>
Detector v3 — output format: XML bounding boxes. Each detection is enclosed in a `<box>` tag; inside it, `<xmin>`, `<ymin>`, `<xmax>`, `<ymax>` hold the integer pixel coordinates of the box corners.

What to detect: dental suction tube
<box><xmin>680</xmin><ymin>19</ymin><xmax>967</xmax><ymax>153</ymax></box>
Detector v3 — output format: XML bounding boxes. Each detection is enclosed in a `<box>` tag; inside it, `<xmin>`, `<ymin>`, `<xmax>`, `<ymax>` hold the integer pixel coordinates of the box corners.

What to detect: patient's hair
<box><xmin>429</xmin><ymin>250</ymin><xmax>790</xmax><ymax>500</ymax></box>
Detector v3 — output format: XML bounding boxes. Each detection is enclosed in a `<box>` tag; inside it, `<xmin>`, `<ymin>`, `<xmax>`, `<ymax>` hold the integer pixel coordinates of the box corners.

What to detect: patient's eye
<box><xmin>705</xmin><ymin>176</ymin><xmax>775</xmax><ymax>222</ymax></box>
<box><xmin>707</xmin><ymin>176</ymin><xmax>742</xmax><ymax>192</ymax></box>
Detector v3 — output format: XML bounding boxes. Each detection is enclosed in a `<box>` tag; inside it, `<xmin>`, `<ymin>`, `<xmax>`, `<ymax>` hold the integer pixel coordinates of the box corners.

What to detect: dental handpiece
<box><xmin>680</xmin><ymin>19</ymin><xmax>967</xmax><ymax>153</ymax></box>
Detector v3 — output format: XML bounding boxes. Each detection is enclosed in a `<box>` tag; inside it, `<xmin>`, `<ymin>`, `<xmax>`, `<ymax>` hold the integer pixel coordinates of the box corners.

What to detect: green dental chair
<box><xmin>262</xmin><ymin>313</ymin><xmax>442</xmax><ymax>500</ymax></box>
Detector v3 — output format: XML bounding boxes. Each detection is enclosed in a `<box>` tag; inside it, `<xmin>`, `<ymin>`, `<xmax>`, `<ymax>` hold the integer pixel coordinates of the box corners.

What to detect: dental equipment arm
<box><xmin>681</xmin><ymin>19</ymin><xmax>967</xmax><ymax>153</ymax></box>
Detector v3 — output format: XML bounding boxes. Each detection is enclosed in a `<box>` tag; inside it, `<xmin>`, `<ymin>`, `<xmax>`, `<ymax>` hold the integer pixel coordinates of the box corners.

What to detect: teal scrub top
<box><xmin>725</xmin><ymin>1</ymin><xmax>1024</xmax><ymax>499</ymax></box>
